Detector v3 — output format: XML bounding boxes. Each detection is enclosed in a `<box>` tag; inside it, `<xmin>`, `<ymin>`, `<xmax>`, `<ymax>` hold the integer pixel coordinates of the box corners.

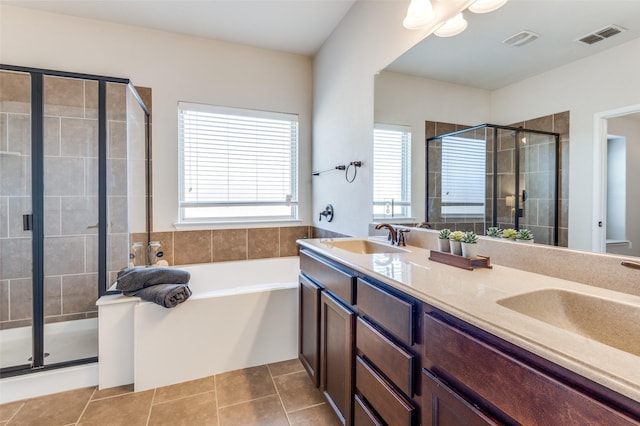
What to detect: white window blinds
<box><xmin>373</xmin><ymin>125</ymin><xmax>412</xmax><ymax>218</ymax></box>
<box><xmin>178</xmin><ymin>102</ymin><xmax>298</xmax><ymax>222</ymax></box>
<box><xmin>441</xmin><ymin>136</ymin><xmax>486</xmax><ymax>217</ymax></box>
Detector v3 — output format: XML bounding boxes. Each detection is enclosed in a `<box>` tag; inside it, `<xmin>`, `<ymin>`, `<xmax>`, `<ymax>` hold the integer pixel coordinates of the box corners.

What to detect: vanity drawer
<box><xmin>356</xmin><ymin>278</ymin><xmax>414</xmax><ymax>346</ymax></box>
<box><xmin>300</xmin><ymin>250</ymin><xmax>356</xmax><ymax>304</ymax></box>
<box><xmin>424</xmin><ymin>313</ymin><xmax>640</xmax><ymax>426</ymax></box>
<box><xmin>356</xmin><ymin>317</ymin><xmax>415</xmax><ymax>396</ymax></box>
<box><xmin>354</xmin><ymin>394</ymin><xmax>383</xmax><ymax>426</ymax></box>
<box><xmin>355</xmin><ymin>356</ymin><xmax>415</xmax><ymax>426</ymax></box>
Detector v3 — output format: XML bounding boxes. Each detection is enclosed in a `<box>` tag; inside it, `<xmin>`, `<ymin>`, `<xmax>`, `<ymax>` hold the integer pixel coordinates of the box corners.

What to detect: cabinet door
<box><xmin>423</xmin><ymin>369</ymin><xmax>498</xmax><ymax>426</ymax></box>
<box><xmin>320</xmin><ymin>291</ymin><xmax>355</xmax><ymax>426</ymax></box>
<box><xmin>299</xmin><ymin>274</ymin><xmax>321</xmax><ymax>387</ymax></box>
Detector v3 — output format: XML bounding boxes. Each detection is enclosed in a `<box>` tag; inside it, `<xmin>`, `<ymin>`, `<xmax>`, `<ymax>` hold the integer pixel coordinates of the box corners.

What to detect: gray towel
<box><xmin>124</xmin><ymin>283</ymin><xmax>192</xmax><ymax>308</ymax></box>
<box><xmin>116</xmin><ymin>267</ymin><xmax>190</xmax><ymax>292</ymax></box>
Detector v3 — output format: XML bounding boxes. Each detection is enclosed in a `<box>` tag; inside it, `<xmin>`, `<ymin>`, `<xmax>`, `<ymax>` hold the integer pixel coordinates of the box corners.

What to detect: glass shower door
<box><xmin>0</xmin><ymin>70</ymin><xmax>34</xmax><ymax>370</ymax></box>
<box><xmin>42</xmin><ymin>75</ymin><xmax>99</xmax><ymax>364</ymax></box>
<box><xmin>517</xmin><ymin>130</ymin><xmax>558</xmax><ymax>246</ymax></box>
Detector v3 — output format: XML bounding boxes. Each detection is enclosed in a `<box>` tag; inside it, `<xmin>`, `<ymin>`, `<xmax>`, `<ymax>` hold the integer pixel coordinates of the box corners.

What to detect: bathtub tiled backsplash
<box><xmin>131</xmin><ymin>226</ymin><xmax>325</xmax><ymax>267</ymax></box>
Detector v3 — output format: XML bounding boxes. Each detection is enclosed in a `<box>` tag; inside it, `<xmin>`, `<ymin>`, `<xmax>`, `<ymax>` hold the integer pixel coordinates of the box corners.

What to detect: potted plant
<box><xmin>516</xmin><ymin>228</ymin><xmax>534</xmax><ymax>243</ymax></box>
<box><xmin>486</xmin><ymin>227</ymin><xmax>501</xmax><ymax>238</ymax></box>
<box><xmin>437</xmin><ymin>228</ymin><xmax>451</xmax><ymax>252</ymax></box>
<box><xmin>501</xmin><ymin>228</ymin><xmax>517</xmax><ymax>240</ymax></box>
<box><xmin>449</xmin><ymin>230</ymin><xmax>464</xmax><ymax>255</ymax></box>
<box><xmin>461</xmin><ymin>231</ymin><xmax>479</xmax><ymax>258</ymax></box>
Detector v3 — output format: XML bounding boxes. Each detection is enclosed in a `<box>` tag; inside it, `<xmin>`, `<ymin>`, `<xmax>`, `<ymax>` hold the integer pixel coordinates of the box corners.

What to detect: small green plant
<box><xmin>516</xmin><ymin>228</ymin><xmax>534</xmax><ymax>241</ymax></box>
<box><xmin>438</xmin><ymin>228</ymin><xmax>451</xmax><ymax>240</ymax></box>
<box><xmin>449</xmin><ymin>230</ymin><xmax>465</xmax><ymax>242</ymax></box>
<box><xmin>487</xmin><ymin>227</ymin><xmax>501</xmax><ymax>238</ymax></box>
<box><xmin>462</xmin><ymin>231</ymin><xmax>478</xmax><ymax>244</ymax></box>
<box><xmin>502</xmin><ymin>228</ymin><xmax>517</xmax><ymax>240</ymax></box>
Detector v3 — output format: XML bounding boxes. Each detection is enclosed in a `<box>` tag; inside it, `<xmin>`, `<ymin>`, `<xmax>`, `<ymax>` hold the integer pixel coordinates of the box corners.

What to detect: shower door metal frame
<box><xmin>0</xmin><ymin>64</ymin><xmax>150</xmax><ymax>378</ymax></box>
<box><xmin>426</xmin><ymin>123</ymin><xmax>560</xmax><ymax>246</ymax></box>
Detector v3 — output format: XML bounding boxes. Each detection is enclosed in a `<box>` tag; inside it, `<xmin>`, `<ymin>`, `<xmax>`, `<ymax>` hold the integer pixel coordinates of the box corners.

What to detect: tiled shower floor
<box><xmin>0</xmin><ymin>358</ymin><xmax>340</xmax><ymax>426</ymax></box>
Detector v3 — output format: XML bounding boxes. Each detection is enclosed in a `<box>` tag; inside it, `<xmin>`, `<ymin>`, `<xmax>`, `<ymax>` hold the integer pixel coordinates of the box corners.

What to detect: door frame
<box><xmin>592</xmin><ymin>103</ymin><xmax>640</xmax><ymax>253</ymax></box>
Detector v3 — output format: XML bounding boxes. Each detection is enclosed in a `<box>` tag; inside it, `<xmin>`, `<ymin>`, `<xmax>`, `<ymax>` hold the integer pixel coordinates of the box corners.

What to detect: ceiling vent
<box><xmin>577</xmin><ymin>25</ymin><xmax>626</xmax><ymax>45</ymax></box>
<box><xmin>503</xmin><ymin>30</ymin><xmax>540</xmax><ymax>47</ymax></box>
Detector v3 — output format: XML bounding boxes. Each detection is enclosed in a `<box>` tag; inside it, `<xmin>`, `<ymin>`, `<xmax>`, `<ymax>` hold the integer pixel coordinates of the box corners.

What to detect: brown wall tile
<box><xmin>279</xmin><ymin>226</ymin><xmax>310</xmax><ymax>257</ymax></box>
<box><xmin>174</xmin><ymin>230</ymin><xmax>212</xmax><ymax>265</ymax></box>
<box><xmin>248</xmin><ymin>228</ymin><xmax>279</xmax><ymax>259</ymax></box>
<box><xmin>0</xmin><ymin>280</ymin><xmax>8</xmax><ymax>322</ymax></box>
<box><xmin>212</xmin><ymin>229</ymin><xmax>247</xmax><ymax>262</ymax></box>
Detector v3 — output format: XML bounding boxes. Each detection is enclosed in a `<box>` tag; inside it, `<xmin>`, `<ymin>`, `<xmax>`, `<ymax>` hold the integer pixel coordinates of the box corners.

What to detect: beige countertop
<box><xmin>298</xmin><ymin>237</ymin><xmax>640</xmax><ymax>404</ymax></box>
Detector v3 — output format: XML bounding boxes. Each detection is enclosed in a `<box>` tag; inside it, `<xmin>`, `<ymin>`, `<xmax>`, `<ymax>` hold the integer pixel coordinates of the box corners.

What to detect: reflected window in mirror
<box><xmin>373</xmin><ymin>125</ymin><xmax>412</xmax><ymax>219</ymax></box>
<box><xmin>441</xmin><ymin>136</ymin><xmax>486</xmax><ymax>217</ymax></box>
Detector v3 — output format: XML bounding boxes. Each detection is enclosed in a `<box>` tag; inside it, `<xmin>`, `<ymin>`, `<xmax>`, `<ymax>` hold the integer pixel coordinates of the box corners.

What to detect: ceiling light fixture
<box><xmin>403</xmin><ymin>0</ymin><xmax>435</xmax><ymax>30</ymax></box>
<box><xmin>468</xmin><ymin>0</ymin><xmax>509</xmax><ymax>14</ymax></box>
<box><xmin>434</xmin><ymin>13</ymin><xmax>468</xmax><ymax>37</ymax></box>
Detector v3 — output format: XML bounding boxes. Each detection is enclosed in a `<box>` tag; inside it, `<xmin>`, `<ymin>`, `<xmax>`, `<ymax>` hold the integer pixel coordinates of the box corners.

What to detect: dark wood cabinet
<box><xmin>299</xmin><ymin>274</ymin><xmax>321</xmax><ymax>387</ymax></box>
<box><xmin>298</xmin><ymin>245</ymin><xmax>640</xmax><ymax>426</ymax></box>
<box><xmin>320</xmin><ymin>291</ymin><xmax>355</xmax><ymax>426</ymax></box>
<box><xmin>423</xmin><ymin>311</ymin><xmax>640</xmax><ymax>426</ymax></box>
<box><xmin>422</xmin><ymin>369</ymin><xmax>498</xmax><ymax>426</ymax></box>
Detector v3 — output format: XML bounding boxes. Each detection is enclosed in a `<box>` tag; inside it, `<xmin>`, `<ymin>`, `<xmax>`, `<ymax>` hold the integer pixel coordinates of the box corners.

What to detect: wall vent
<box><xmin>577</xmin><ymin>25</ymin><xmax>626</xmax><ymax>45</ymax></box>
<box><xmin>503</xmin><ymin>30</ymin><xmax>540</xmax><ymax>47</ymax></box>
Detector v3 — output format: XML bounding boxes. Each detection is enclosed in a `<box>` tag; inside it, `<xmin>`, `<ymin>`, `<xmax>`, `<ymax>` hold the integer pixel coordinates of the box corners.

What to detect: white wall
<box><xmin>312</xmin><ymin>0</ymin><xmax>475</xmax><ymax>237</ymax></box>
<box><xmin>374</xmin><ymin>71</ymin><xmax>491</xmax><ymax>221</ymax></box>
<box><xmin>0</xmin><ymin>5</ymin><xmax>313</xmax><ymax>232</ymax></box>
<box><xmin>491</xmin><ymin>38</ymin><xmax>640</xmax><ymax>251</ymax></box>
<box><xmin>607</xmin><ymin>115</ymin><xmax>640</xmax><ymax>257</ymax></box>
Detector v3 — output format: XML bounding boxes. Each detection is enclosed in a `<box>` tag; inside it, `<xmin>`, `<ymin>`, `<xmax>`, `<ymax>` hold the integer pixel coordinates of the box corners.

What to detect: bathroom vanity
<box><xmin>297</xmin><ymin>238</ymin><xmax>640</xmax><ymax>425</ymax></box>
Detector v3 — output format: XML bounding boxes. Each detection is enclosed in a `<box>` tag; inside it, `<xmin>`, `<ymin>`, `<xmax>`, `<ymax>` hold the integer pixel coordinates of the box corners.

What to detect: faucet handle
<box><xmin>397</xmin><ymin>229</ymin><xmax>410</xmax><ymax>246</ymax></box>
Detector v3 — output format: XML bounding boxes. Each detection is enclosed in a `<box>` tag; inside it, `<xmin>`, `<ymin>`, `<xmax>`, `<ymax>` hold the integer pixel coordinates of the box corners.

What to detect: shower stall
<box><xmin>426</xmin><ymin>124</ymin><xmax>560</xmax><ymax>246</ymax></box>
<box><xmin>0</xmin><ymin>65</ymin><xmax>149</xmax><ymax>376</ymax></box>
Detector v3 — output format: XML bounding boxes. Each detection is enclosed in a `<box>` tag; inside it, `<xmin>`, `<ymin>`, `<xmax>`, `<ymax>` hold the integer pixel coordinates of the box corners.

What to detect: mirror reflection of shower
<box><xmin>426</xmin><ymin>123</ymin><xmax>560</xmax><ymax>246</ymax></box>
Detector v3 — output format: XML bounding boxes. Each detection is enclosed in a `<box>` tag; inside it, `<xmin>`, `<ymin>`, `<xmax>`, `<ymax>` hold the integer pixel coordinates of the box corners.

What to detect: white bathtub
<box><xmin>97</xmin><ymin>256</ymin><xmax>300</xmax><ymax>391</ymax></box>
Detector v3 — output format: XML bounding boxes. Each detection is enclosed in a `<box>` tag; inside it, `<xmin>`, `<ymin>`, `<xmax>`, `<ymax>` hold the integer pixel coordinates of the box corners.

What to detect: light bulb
<box><xmin>468</xmin><ymin>0</ymin><xmax>509</xmax><ymax>14</ymax></box>
<box><xmin>434</xmin><ymin>13</ymin><xmax>468</xmax><ymax>37</ymax></box>
<box><xmin>403</xmin><ymin>0</ymin><xmax>435</xmax><ymax>30</ymax></box>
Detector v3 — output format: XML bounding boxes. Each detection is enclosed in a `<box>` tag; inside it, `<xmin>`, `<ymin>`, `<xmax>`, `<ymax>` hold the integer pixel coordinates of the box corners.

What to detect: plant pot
<box><xmin>461</xmin><ymin>242</ymin><xmax>479</xmax><ymax>258</ymax></box>
<box><xmin>516</xmin><ymin>239</ymin><xmax>534</xmax><ymax>244</ymax></box>
<box><xmin>438</xmin><ymin>238</ymin><xmax>450</xmax><ymax>253</ymax></box>
<box><xmin>450</xmin><ymin>240</ymin><xmax>462</xmax><ymax>256</ymax></box>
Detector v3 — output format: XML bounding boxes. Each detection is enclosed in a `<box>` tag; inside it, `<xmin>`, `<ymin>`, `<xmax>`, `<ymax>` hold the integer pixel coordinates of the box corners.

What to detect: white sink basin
<box><xmin>497</xmin><ymin>289</ymin><xmax>640</xmax><ymax>356</ymax></box>
<box><xmin>325</xmin><ymin>239</ymin><xmax>409</xmax><ymax>254</ymax></box>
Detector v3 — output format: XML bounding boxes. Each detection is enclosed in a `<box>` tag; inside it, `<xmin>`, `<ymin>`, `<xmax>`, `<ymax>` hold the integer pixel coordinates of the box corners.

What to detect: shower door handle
<box><xmin>23</xmin><ymin>214</ymin><xmax>33</xmax><ymax>231</ymax></box>
<box><xmin>521</xmin><ymin>189</ymin><xmax>528</xmax><ymax>202</ymax></box>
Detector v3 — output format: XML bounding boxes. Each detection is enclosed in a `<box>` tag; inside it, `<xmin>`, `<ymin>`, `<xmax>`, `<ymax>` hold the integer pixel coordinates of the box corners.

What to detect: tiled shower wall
<box><xmin>0</xmin><ymin>73</ymin><xmax>131</xmax><ymax>331</ymax></box>
<box><xmin>425</xmin><ymin>112</ymin><xmax>569</xmax><ymax>246</ymax></box>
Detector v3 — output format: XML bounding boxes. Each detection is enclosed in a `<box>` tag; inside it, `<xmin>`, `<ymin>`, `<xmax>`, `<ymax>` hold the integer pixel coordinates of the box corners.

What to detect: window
<box><xmin>373</xmin><ymin>125</ymin><xmax>411</xmax><ymax>219</ymax></box>
<box><xmin>178</xmin><ymin>102</ymin><xmax>298</xmax><ymax>222</ymax></box>
<box><xmin>441</xmin><ymin>136</ymin><xmax>486</xmax><ymax>217</ymax></box>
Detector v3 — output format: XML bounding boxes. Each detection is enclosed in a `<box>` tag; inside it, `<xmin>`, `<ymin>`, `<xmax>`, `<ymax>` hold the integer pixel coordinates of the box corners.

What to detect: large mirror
<box><xmin>374</xmin><ymin>0</ymin><xmax>640</xmax><ymax>258</ymax></box>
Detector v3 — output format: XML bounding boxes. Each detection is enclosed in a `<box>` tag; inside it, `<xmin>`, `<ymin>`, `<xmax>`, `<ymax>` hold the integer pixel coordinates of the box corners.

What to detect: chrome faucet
<box><xmin>375</xmin><ymin>223</ymin><xmax>409</xmax><ymax>246</ymax></box>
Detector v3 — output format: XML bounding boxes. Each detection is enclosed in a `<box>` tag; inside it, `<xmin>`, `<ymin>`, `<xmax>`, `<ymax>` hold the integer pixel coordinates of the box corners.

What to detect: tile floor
<box><xmin>0</xmin><ymin>358</ymin><xmax>340</xmax><ymax>426</ymax></box>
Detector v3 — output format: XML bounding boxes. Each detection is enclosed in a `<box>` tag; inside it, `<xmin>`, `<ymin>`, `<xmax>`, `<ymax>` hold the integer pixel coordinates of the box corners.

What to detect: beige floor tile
<box><xmin>268</xmin><ymin>358</ymin><xmax>305</xmax><ymax>377</ymax></box>
<box><xmin>218</xmin><ymin>395</ymin><xmax>288</xmax><ymax>426</ymax></box>
<box><xmin>148</xmin><ymin>391</ymin><xmax>217</xmax><ymax>426</ymax></box>
<box><xmin>153</xmin><ymin>376</ymin><xmax>215</xmax><ymax>404</ymax></box>
<box><xmin>7</xmin><ymin>387</ymin><xmax>94</xmax><ymax>426</ymax></box>
<box><xmin>273</xmin><ymin>371</ymin><xmax>325</xmax><ymax>413</ymax></box>
<box><xmin>288</xmin><ymin>403</ymin><xmax>341</xmax><ymax>426</ymax></box>
<box><xmin>78</xmin><ymin>389</ymin><xmax>153</xmax><ymax>426</ymax></box>
<box><xmin>91</xmin><ymin>384</ymin><xmax>134</xmax><ymax>400</ymax></box>
<box><xmin>0</xmin><ymin>400</ymin><xmax>24</xmax><ymax>422</ymax></box>
<box><xmin>216</xmin><ymin>365</ymin><xmax>276</xmax><ymax>407</ymax></box>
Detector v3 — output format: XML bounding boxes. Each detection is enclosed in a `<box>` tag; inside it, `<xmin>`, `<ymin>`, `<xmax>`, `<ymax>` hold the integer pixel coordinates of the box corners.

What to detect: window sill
<box><xmin>174</xmin><ymin>218</ymin><xmax>305</xmax><ymax>231</ymax></box>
